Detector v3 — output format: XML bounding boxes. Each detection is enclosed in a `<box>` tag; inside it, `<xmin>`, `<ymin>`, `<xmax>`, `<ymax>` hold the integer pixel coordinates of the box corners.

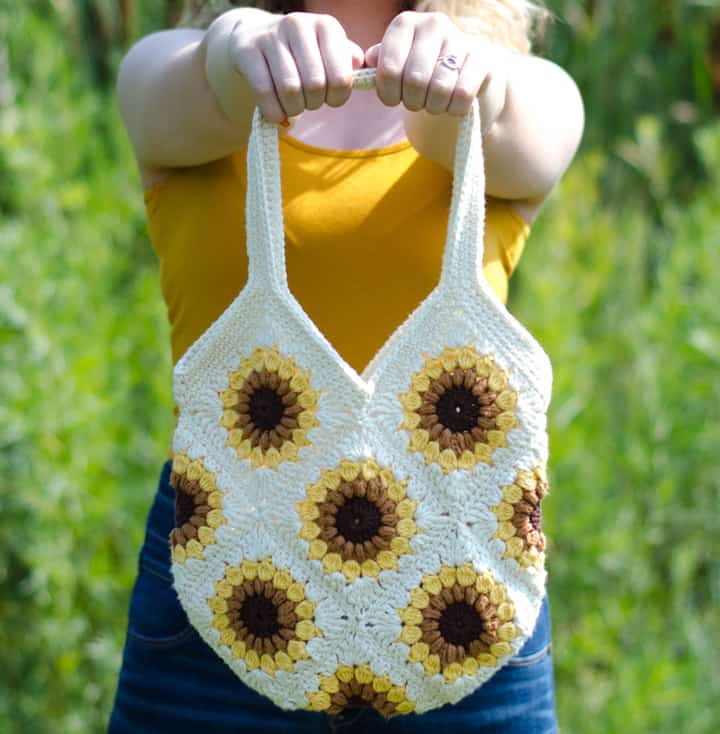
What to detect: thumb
<box><xmin>348</xmin><ymin>40</ymin><xmax>365</xmax><ymax>69</ymax></box>
<box><xmin>365</xmin><ymin>43</ymin><xmax>381</xmax><ymax>68</ymax></box>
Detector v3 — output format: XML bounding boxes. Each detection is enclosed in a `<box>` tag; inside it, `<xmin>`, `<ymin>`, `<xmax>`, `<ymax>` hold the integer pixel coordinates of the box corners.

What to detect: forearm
<box><xmin>403</xmin><ymin>52</ymin><xmax>584</xmax><ymax>203</ymax></box>
<box><xmin>115</xmin><ymin>9</ymin><xmax>273</xmax><ymax>169</ymax></box>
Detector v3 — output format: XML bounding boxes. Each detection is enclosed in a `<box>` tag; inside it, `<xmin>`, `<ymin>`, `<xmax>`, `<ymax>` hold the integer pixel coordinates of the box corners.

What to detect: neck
<box><xmin>302</xmin><ymin>0</ymin><xmax>401</xmax><ymax>49</ymax></box>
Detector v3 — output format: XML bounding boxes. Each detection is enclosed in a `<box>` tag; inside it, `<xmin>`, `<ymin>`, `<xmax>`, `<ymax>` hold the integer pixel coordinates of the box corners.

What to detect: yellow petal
<box><xmin>438</xmin><ymin>567</ymin><xmax>456</xmax><ymax>588</ymax></box>
<box><xmin>306</xmin><ymin>690</ymin><xmax>331</xmax><ymax>711</ymax></box>
<box><xmin>186</xmin><ymin>539</ymin><xmax>204</xmax><ymax>559</ymax></box>
<box><xmin>400</xmin><ymin>625</ymin><xmax>422</xmax><ymax>644</ymax></box>
<box><xmin>463</xmin><ymin>657</ymin><xmax>479</xmax><ymax>676</ymax></box>
<box><xmin>342</xmin><ymin>560</ymin><xmax>361</xmax><ymax>582</ymax></box>
<box><xmin>308</xmin><ymin>539</ymin><xmax>328</xmax><ymax>561</ymax></box>
<box><xmin>241</xmin><ymin>561</ymin><xmax>258</xmax><ymax>580</ymax></box>
<box><xmin>274</xmin><ymin>650</ymin><xmax>293</xmax><ymax>672</ymax></box>
<box><xmin>355</xmin><ymin>665</ymin><xmax>373</xmax><ymax>684</ymax></box>
<box><xmin>376</xmin><ymin>550</ymin><xmax>397</xmax><ymax>570</ymax></box>
<box><xmin>410</xmin><ymin>588</ymin><xmax>429</xmax><ymax>609</ymax></box>
<box><xmin>495</xmin><ymin>390</ymin><xmax>517</xmax><ymax>411</ymax></box>
<box><xmin>497</xmin><ymin>602</ymin><xmax>515</xmax><ymax>621</ymax></box>
<box><xmin>489</xmin><ymin>585</ymin><xmax>506</xmax><ymax>605</ymax></box>
<box><xmin>502</xmin><ymin>484</ymin><xmax>523</xmax><ymax>503</ymax></box>
<box><xmin>307</xmin><ymin>483</ymin><xmax>327</xmax><ymax>503</ymax></box>
<box><xmin>495</xmin><ymin>502</ymin><xmax>515</xmax><ymax>521</ymax></box>
<box><xmin>322</xmin><ymin>553</ymin><xmax>343</xmax><ymax>574</ymax></box>
<box><xmin>443</xmin><ymin>663</ymin><xmax>463</xmax><ymax>682</ymax></box>
<box><xmin>396</xmin><ymin>519</ymin><xmax>416</xmax><ymax>538</ymax></box>
<box><xmin>422</xmin><ymin>575</ymin><xmax>442</xmax><ymax>595</ymax></box>
<box><xmin>439</xmin><ymin>449</ymin><xmax>458</xmax><ymax>472</ymax></box>
<box><xmin>219</xmin><ymin>628</ymin><xmax>235</xmax><ymax>646</ymax></box>
<box><xmin>456</xmin><ymin>565</ymin><xmax>476</xmax><ymax>587</ymax></box>
<box><xmin>361</xmin><ymin>559</ymin><xmax>381</xmax><ymax>578</ymax></box>
<box><xmin>408</xmin><ymin>641</ymin><xmax>430</xmax><ymax>662</ymax></box>
<box><xmin>295</xmin><ymin>601</ymin><xmax>315</xmax><ymax>620</ymax></box>
<box><xmin>319</xmin><ymin>674</ymin><xmax>340</xmax><ymax>693</ymax></box>
<box><xmin>390</xmin><ymin>536</ymin><xmax>411</xmax><ymax>555</ymax></box>
<box><xmin>399</xmin><ymin>607</ymin><xmax>423</xmax><ymax>625</ymax></box>
<box><xmin>286</xmin><ymin>582</ymin><xmax>305</xmax><ymax>602</ymax></box>
<box><xmin>498</xmin><ymin>622</ymin><xmax>518</xmax><ymax>642</ymax></box>
<box><xmin>488</xmin><ymin>370</ymin><xmax>508</xmax><ymax>392</ymax></box>
<box><xmin>287</xmin><ymin>640</ymin><xmax>307</xmax><ymax>660</ymax></box>
<box><xmin>273</xmin><ymin>569</ymin><xmax>292</xmax><ymax>589</ymax></box>
<box><xmin>490</xmin><ymin>642</ymin><xmax>513</xmax><ymax>658</ymax></box>
<box><xmin>260</xmin><ymin>654</ymin><xmax>276</xmax><ymax>676</ymax></box>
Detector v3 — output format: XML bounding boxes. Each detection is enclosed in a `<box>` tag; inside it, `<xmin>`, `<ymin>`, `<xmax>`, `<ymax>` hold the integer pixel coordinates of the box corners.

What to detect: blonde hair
<box><xmin>178</xmin><ymin>1</ymin><xmax>549</xmax><ymax>54</ymax></box>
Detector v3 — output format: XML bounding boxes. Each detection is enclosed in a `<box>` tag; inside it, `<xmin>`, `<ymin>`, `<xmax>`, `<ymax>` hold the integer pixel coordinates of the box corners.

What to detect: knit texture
<box><xmin>169</xmin><ymin>68</ymin><xmax>553</xmax><ymax>716</ymax></box>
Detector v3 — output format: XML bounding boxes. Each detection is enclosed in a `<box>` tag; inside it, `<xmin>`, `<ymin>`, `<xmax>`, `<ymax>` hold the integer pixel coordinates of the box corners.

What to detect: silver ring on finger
<box><xmin>437</xmin><ymin>53</ymin><xmax>461</xmax><ymax>72</ymax></box>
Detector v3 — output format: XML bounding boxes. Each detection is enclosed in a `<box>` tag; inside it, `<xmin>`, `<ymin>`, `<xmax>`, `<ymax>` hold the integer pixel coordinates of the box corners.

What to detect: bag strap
<box><xmin>245</xmin><ymin>67</ymin><xmax>488</xmax><ymax>298</ymax></box>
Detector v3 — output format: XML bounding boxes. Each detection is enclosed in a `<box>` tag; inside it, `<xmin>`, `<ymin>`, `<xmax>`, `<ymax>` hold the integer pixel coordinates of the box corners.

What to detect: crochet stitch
<box><xmin>169</xmin><ymin>68</ymin><xmax>553</xmax><ymax>716</ymax></box>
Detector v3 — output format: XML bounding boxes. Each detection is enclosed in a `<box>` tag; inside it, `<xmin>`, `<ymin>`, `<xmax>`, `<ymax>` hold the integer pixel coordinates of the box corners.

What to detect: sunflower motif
<box><xmin>306</xmin><ymin>665</ymin><xmax>415</xmax><ymax>716</ymax></box>
<box><xmin>399</xmin><ymin>346</ymin><xmax>520</xmax><ymax>473</ymax></box>
<box><xmin>397</xmin><ymin>564</ymin><xmax>520</xmax><ymax>682</ymax></box>
<box><xmin>208</xmin><ymin>558</ymin><xmax>322</xmax><ymax>676</ymax></box>
<box><xmin>491</xmin><ymin>467</ymin><xmax>549</xmax><ymax>570</ymax></box>
<box><xmin>219</xmin><ymin>346</ymin><xmax>320</xmax><ymax>470</ymax></box>
<box><xmin>297</xmin><ymin>459</ymin><xmax>418</xmax><ymax>582</ymax></box>
<box><xmin>169</xmin><ymin>452</ymin><xmax>226</xmax><ymax>564</ymax></box>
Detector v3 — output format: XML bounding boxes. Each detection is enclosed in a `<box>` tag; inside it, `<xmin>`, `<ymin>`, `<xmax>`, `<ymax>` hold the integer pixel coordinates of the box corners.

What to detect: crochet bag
<box><xmin>168</xmin><ymin>68</ymin><xmax>553</xmax><ymax>716</ymax></box>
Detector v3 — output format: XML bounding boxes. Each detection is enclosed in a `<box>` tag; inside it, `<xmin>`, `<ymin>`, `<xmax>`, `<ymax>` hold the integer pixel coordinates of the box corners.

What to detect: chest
<box><xmin>287</xmin><ymin>90</ymin><xmax>407</xmax><ymax>150</ymax></box>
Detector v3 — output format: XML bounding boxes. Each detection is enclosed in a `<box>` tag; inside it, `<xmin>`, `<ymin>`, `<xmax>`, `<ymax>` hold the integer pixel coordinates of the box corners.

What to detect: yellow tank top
<box><xmin>143</xmin><ymin>135</ymin><xmax>530</xmax><ymax>377</ymax></box>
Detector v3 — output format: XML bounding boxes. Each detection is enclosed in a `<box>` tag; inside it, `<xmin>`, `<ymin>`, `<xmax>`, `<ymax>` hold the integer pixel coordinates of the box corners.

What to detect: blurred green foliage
<box><xmin>0</xmin><ymin>0</ymin><xmax>718</xmax><ymax>731</ymax></box>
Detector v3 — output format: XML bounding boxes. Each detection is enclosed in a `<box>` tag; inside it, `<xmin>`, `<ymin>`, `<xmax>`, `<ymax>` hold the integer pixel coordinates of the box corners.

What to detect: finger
<box><xmin>261</xmin><ymin>38</ymin><xmax>304</xmax><ymax>118</ymax></box>
<box><xmin>349</xmin><ymin>41</ymin><xmax>365</xmax><ymax>70</ymax></box>
<box><xmin>447</xmin><ymin>51</ymin><xmax>486</xmax><ymax>118</ymax></box>
<box><xmin>477</xmin><ymin>63</ymin><xmax>508</xmax><ymax>131</ymax></box>
<box><xmin>401</xmin><ymin>24</ymin><xmax>446</xmax><ymax>111</ymax></box>
<box><xmin>235</xmin><ymin>46</ymin><xmax>286</xmax><ymax>124</ymax></box>
<box><xmin>375</xmin><ymin>14</ymin><xmax>415</xmax><ymax>106</ymax></box>
<box><xmin>284</xmin><ymin>19</ymin><xmax>327</xmax><ymax>111</ymax></box>
<box><xmin>365</xmin><ymin>43</ymin><xmax>381</xmax><ymax>68</ymax></box>
<box><xmin>316</xmin><ymin>20</ymin><xmax>355</xmax><ymax>108</ymax></box>
<box><xmin>425</xmin><ymin>51</ymin><xmax>468</xmax><ymax>115</ymax></box>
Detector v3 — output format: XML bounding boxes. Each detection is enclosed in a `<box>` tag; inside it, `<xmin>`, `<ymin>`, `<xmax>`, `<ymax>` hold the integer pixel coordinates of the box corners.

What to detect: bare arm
<box><xmin>115</xmin><ymin>9</ymin><xmax>363</xmax><ymax>187</ymax></box>
<box><xmin>403</xmin><ymin>53</ymin><xmax>585</xmax><ymax>221</ymax></box>
<box><xmin>115</xmin><ymin>10</ymin><xmax>264</xmax><ymax>184</ymax></box>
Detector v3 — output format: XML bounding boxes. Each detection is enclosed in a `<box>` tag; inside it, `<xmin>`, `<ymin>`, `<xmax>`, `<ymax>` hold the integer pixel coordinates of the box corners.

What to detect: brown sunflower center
<box><xmin>438</xmin><ymin>602</ymin><xmax>485</xmax><ymax>647</ymax></box>
<box><xmin>174</xmin><ymin>486</ymin><xmax>196</xmax><ymax>528</ymax></box>
<box><xmin>530</xmin><ymin>503</ymin><xmax>543</xmax><ymax>532</ymax></box>
<box><xmin>435</xmin><ymin>387</ymin><xmax>481</xmax><ymax>432</ymax></box>
<box><xmin>345</xmin><ymin>695</ymin><xmax>370</xmax><ymax>708</ymax></box>
<box><xmin>335</xmin><ymin>497</ymin><xmax>382</xmax><ymax>543</ymax></box>
<box><xmin>239</xmin><ymin>595</ymin><xmax>280</xmax><ymax>638</ymax></box>
<box><xmin>248</xmin><ymin>387</ymin><xmax>286</xmax><ymax>431</ymax></box>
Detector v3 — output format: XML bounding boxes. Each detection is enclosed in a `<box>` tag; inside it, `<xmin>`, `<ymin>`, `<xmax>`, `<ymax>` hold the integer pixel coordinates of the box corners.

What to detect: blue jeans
<box><xmin>109</xmin><ymin>460</ymin><xmax>558</xmax><ymax>733</ymax></box>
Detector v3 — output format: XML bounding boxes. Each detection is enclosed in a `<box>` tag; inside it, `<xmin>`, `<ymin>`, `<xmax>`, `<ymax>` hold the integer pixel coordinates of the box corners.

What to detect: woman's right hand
<box><xmin>228</xmin><ymin>12</ymin><xmax>365</xmax><ymax>124</ymax></box>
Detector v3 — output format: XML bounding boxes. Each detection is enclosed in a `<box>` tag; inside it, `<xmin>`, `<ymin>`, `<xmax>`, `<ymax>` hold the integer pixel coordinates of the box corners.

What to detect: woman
<box><xmin>110</xmin><ymin>1</ymin><xmax>584</xmax><ymax>731</ymax></box>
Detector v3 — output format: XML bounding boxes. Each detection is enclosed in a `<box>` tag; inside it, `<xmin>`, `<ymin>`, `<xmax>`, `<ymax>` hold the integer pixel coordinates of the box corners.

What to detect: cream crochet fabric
<box><xmin>169</xmin><ymin>68</ymin><xmax>553</xmax><ymax>716</ymax></box>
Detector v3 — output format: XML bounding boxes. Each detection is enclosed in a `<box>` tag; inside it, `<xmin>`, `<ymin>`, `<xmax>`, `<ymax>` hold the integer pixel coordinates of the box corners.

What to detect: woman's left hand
<box><xmin>365</xmin><ymin>11</ymin><xmax>509</xmax><ymax>128</ymax></box>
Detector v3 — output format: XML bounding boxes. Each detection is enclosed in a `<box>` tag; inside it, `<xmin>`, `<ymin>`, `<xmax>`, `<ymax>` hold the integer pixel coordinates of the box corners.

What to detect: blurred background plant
<box><xmin>0</xmin><ymin>0</ymin><xmax>718</xmax><ymax>731</ymax></box>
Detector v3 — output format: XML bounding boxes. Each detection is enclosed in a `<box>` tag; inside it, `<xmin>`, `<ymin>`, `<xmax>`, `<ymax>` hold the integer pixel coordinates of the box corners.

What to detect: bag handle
<box><xmin>245</xmin><ymin>67</ymin><xmax>488</xmax><ymax>298</ymax></box>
